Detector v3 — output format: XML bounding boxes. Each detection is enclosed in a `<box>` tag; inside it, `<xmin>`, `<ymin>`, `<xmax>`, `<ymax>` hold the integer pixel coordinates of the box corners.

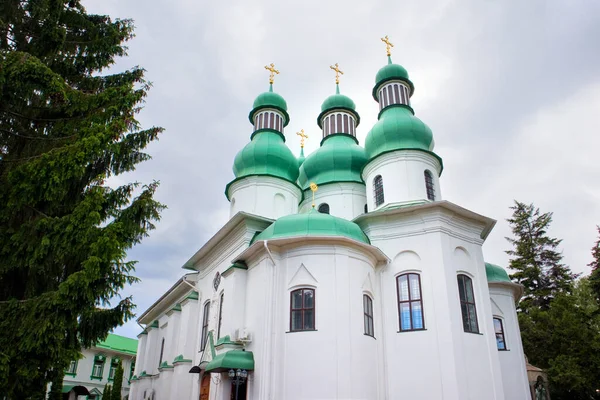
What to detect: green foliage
<box><xmin>47</xmin><ymin>366</ymin><xmax>65</xmax><ymax>400</ymax></box>
<box><xmin>0</xmin><ymin>0</ymin><xmax>164</xmax><ymax>397</ymax></box>
<box><xmin>111</xmin><ymin>361</ymin><xmax>124</xmax><ymax>400</ymax></box>
<box><xmin>519</xmin><ymin>279</ymin><xmax>600</xmax><ymax>400</ymax></box>
<box><xmin>505</xmin><ymin>201</ymin><xmax>578</xmax><ymax>312</ymax></box>
<box><xmin>103</xmin><ymin>383</ymin><xmax>112</xmax><ymax>400</ymax></box>
<box><xmin>588</xmin><ymin>226</ymin><xmax>600</xmax><ymax>302</ymax></box>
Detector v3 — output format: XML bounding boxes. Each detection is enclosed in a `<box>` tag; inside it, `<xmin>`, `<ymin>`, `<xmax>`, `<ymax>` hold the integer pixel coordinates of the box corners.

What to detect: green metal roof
<box><xmin>248</xmin><ymin>84</ymin><xmax>290</xmax><ymax>126</ymax></box>
<box><xmin>373</xmin><ymin>56</ymin><xmax>414</xmax><ymax>100</ymax></box>
<box><xmin>230</xmin><ymin>131</ymin><xmax>300</xmax><ymax>187</ymax></box>
<box><xmin>298</xmin><ymin>134</ymin><xmax>368</xmax><ymax>190</ymax></box>
<box><xmin>253</xmin><ymin>209</ymin><xmax>370</xmax><ymax>244</ymax></box>
<box><xmin>485</xmin><ymin>262</ymin><xmax>512</xmax><ymax>283</ymax></box>
<box><xmin>96</xmin><ymin>334</ymin><xmax>138</xmax><ymax>356</ymax></box>
<box><xmin>317</xmin><ymin>84</ymin><xmax>360</xmax><ymax>128</ymax></box>
<box><xmin>364</xmin><ymin>106</ymin><xmax>438</xmax><ymax>162</ymax></box>
<box><xmin>297</xmin><ymin>147</ymin><xmax>306</xmax><ymax>168</ymax></box>
<box><xmin>205</xmin><ymin>350</ymin><xmax>255</xmax><ymax>372</ymax></box>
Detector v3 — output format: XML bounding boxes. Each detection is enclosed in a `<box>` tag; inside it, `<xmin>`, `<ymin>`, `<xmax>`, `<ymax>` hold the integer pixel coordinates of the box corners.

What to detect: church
<box><xmin>129</xmin><ymin>37</ymin><xmax>532</xmax><ymax>400</ymax></box>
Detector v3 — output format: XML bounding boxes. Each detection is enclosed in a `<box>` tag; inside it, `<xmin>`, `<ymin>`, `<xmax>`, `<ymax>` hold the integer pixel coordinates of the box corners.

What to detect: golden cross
<box><xmin>309</xmin><ymin>182</ymin><xmax>318</xmax><ymax>208</ymax></box>
<box><xmin>296</xmin><ymin>129</ymin><xmax>308</xmax><ymax>148</ymax></box>
<box><xmin>264</xmin><ymin>63</ymin><xmax>280</xmax><ymax>84</ymax></box>
<box><xmin>381</xmin><ymin>35</ymin><xmax>394</xmax><ymax>56</ymax></box>
<box><xmin>329</xmin><ymin>63</ymin><xmax>344</xmax><ymax>84</ymax></box>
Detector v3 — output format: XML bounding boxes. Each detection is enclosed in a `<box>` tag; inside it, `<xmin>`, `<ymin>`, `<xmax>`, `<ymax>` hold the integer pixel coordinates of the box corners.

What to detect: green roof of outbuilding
<box><xmin>96</xmin><ymin>334</ymin><xmax>138</xmax><ymax>356</ymax></box>
<box><xmin>364</xmin><ymin>106</ymin><xmax>440</xmax><ymax>165</ymax></box>
<box><xmin>249</xmin><ymin>85</ymin><xmax>290</xmax><ymax>126</ymax></box>
<box><xmin>373</xmin><ymin>56</ymin><xmax>414</xmax><ymax>100</ymax></box>
<box><xmin>298</xmin><ymin>134</ymin><xmax>367</xmax><ymax>190</ymax></box>
<box><xmin>485</xmin><ymin>263</ymin><xmax>512</xmax><ymax>283</ymax></box>
<box><xmin>205</xmin><ymin>350</ymin><xmax>254</xmax><ymax>372</ymax></box>
<box><xmin>230</xmin><ymin>131</ymin><xmax>300</xmax><ymax>187</ymax></box>
<box><xmin>253</xmin><ymin>209</ymin><xmax>370</xmax><ymax>244</ymax></box>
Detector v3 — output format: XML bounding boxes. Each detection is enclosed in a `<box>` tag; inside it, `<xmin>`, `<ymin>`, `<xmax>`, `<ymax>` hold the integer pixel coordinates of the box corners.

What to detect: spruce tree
<box><xmin>0</xmin><ymin>0</ymin><xmax>164</xmax><ymax>397</ymax></box>
<box><xmin>111</xmin><ymin>361</ymin><xmax>124</xmax><ymax>400</ymax></box>
<box><xmin>589</xmin><ymin>226</ymin><xmax>600</xmax><ymax>302</ymax></box>
<box><xmin>505</xmin><ymin>201</ymin><xmax>577</xmax><ymax>312</ymax></box>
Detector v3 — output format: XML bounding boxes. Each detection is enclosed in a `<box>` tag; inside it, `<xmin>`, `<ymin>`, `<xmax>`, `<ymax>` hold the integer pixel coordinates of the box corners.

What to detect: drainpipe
<box><xmin>264</xmin><ymin>240</ymin><xmax>276</xmax><ymax>266</ymax></box>
<box><xmin>182</xmin><ymin>276</ymin><xmax>197</xmax><ymax>290</ymax></box>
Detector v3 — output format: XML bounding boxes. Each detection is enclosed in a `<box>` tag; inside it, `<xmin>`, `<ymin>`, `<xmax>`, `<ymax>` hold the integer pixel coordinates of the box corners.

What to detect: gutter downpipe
<box><xmin>182</xmin><ymin>276</ymin><xmax>197</xmax><ymax>290</ymax></box>
<box><xmin>262</xmin><ymin>240</ymin><xmax>277</xmax><ymax>398</ymax></box>
<box><xmin>264</xmin><ymin>240</ymin><xmax>275</xmax><ymax>265</ymax></box>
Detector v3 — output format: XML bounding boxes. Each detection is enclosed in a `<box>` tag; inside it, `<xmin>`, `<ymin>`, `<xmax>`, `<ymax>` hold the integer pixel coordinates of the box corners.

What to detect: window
<box><xmin>158</xmin><ymin>338</ymin><xmax>165</xmax><ymax>367</ymax></box>
<box><xmin>364</xmin><ymin>204</ymin><xmax>368</xmax><ymax>214</ymax></box>
<box><xmin>318</xmin><ymin>203</ymin><xmax>330</xmax><ymax>214</ymax></box>
<box><xmin>397</xmin><ymin>273</ymin><xmax>425</xmax><ymax>331</ymax></box>
<box><xmin>91</xmin><ymin>355</ymin><xmax>106</xmax><ymax>380</ymax></box>
<box><xmin>494</xmin><ymin>318</ymin><xmax>507</xmax><ymax>350</ymax></box>
<box><xmin>290</xmin><ymin>288</ymin><xmax>315</xmax><ymax>331</ymax></box>
<box><xmin>457</xmin><ymin>275</ymin><xmax>479</xmax><ymax>333</ymax></box>
<box><xmin>373</xmin><ymin>175</ymin><xmax>384</xmax><ymax>207</ymax></box>
<box><xmin>363</xmin><ymin>295</ymin><xmax>374</xmax><ymax>337</ymax></box>
<box><xmin>65</xmin><ymin>360</ymin><xmax>77</xmax><ymax>376</ymax></box>
<box><xmin>200</xmin><ymin>301</ymin><xmax>210</xmax><ymax>351</ymax></box>
<box><xmin>129</xmin><ymin>359</ymin><xmax>136</xmax><ymax>380</ymax></box>
<box><xmin>109</xmin><ymin>358</ymin><xmax>120</xmax><ymax>381</ymax></box>
<box><xmin>217</xmin><ymin>293</ymin><xmax>224</xmax><ymax>339</ymax></box>
<box><xmin>424</xmin><ymin>170</ymin><xmax>435</xmax><ymax>201</ymax></box>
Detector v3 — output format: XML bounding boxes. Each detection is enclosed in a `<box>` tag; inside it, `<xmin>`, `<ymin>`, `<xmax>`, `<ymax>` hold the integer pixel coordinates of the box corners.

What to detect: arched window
<box><xmin>364</xmin><ymin>204</ymin><xmax>368</xmax><ymax>214</ymax></box>
<box><xmin>363</xmin><ymin>295</ymin><xmax>374</xmax><ymax>337</ymax></box>
<box><xmin>424</xmin><ymin>170</ymin><xmax>435</xmax><ymax>201</ymax></box>
<box><xmin>318</xmin><ymin>203</ymin><xmax>330</xmax><ymax>214</ymax></box>
<box><xmin>457</xmin><ymin>275</ymin><xmax>479</xmax><ymax>333</ymax></box>
<box><xmin>290</xmin><ymin>288</ymin><xmax>315</xmax><ymax>331</ymax></box>
<box><xmin>217</xmin><ymin>293</ymin><xmax>224</xmax><ymax>339</ymax></box>
<box><xmin>373</xmin><ymin>175</ymin><xmax>384</xmax><ymax>207</ymax></box>
<box><xmin>397</xmin><ymin>273</ymin><xmax>424</xmax><ymax>331</ymax></box>
<box><xmin>493</xmin><ymin>317</ymin><xmax>507</xmax><ymax>350</ymax></box>
<box><xmin>158</xmin><ymin>338</ymin><xmax>165</xmax><ymax>367</ymax></box>
<box><xmin>200</xmin><ymin>301</ymin><xmax>210</xmax><ymax>351</ymax></box>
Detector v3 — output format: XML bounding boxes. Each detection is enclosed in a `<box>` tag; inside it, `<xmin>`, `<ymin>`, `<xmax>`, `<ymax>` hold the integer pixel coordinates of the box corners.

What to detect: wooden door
<box><xmin>200</xmin><ymin>373</ymin><xmax>211</xmax><ymax>400</ymax></box>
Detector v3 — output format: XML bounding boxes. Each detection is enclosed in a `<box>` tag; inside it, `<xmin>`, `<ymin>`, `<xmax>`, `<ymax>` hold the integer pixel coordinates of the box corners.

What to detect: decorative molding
<box><xmin>287</xmin><ymin>263</ymin><xmax>319</xmax><ymax>289</ymax></box>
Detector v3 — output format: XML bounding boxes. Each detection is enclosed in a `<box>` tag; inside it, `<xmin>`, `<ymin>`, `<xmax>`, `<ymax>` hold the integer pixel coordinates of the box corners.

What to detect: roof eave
<box><xmin>488</xmin><ymin>280</ymin><xmax>525</xmax><ymax>303</ymax></box>
<box><xmin>137</xmin><ymin>272</ymin><xmax>198</xmax><ymax>324</ymax></box>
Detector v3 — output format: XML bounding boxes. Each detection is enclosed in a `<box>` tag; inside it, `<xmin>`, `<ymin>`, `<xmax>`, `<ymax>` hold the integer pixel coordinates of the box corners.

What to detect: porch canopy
<box><xmin>205</xmin><ymin>350</ymin><xmax>254</xmax><ymax>373</ymax></box>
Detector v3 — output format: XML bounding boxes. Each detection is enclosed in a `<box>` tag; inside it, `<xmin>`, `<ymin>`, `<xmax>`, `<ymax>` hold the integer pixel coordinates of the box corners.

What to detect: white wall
<box><xmin>298</xmin><ymin>182</ymin><xmax>367</xmax><ymax>219</ymax></box>
<box><xmin>490</xmin><ymin>285</ymin><xmax>532</xmax><ymax>400</ymax></box>
<box><xmin>228</xmin><ymin>176</ymin><xmax>301</xmax><ymax>220</ymax></box>
<box><xmin>363</xmin><ymin>150</ymin><xmax>442</xmax><ymax>211</ymax></box>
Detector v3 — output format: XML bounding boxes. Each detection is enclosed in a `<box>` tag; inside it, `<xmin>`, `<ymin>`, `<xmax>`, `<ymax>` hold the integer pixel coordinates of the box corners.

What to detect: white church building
<box><xmin>129</xmin><ymin>41</ymin><xmax>532</xmax><ymax>400</ymax></box>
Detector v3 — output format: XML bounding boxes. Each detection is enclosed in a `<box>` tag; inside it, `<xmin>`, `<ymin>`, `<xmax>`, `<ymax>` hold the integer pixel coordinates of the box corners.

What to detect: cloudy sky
<box><xmin>84</xmin><ymin>0</ymin><xmax>600</xmax><ymax>338</ymax></box>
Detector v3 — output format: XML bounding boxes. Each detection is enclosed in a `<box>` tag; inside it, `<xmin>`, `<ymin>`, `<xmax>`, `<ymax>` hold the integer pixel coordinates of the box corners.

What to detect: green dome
<box><xmin>298</xmin><ymin>134</ymin><xmax>368</xmax><ymax>190</ymax></box>
<box><xmin>485</xmin><ymin>263</ymin><xmax>512</xmax><ymax>283</ymax></box>
<box><xmin>373</xmin><ymin>56</ymin><xmax>414</xmax><ymax>101</ymax></box>
<box><xmin>364</xmin><ymin>107</ymin><xmax>434</xmax><ymax>161</ymax></box>
<box><xmin>321</xmin><ymin>93</ymin><xmax>356</xmax><ymax>113</ymax></box>
<box><xmin>297</xmin><ymin>147</ymin><xmax>306</xmax><ymax>168</ymax></box>
<box><xmin>231</xmin><ymin>131</ymin><xmax>299</xmax><ymax>185</ymax></box>
<box><xmin>248</xmin><ymin>85</ymin><xmax>290</xmax><ymax>126</ymax></box>
<box><xmin>253</xmin><ymin>209</ymin><xmax>370</xmax><ymax>244</ymax></box>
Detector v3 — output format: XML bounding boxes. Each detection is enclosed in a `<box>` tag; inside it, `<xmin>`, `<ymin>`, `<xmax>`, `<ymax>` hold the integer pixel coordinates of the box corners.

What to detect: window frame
<box><xmin>65</xmin><ymin>360</ymin><xmax>78</xmax><ymax>376</ymax></box>
<box><xmin>158</xmin><ymin>338</ymin><xmax>165</xmax><ymax>367</ymax></box>
<box><xmin>457</xmin><ymin>274</ymin><xmax>480</xmax><ymax>333</ymax></box>
<box><xmin>396</xmin><ymin>273</ymin><xmax>425</xmax><ymax>331</ymax></box>
<box><xmin>493</xmin><ymin>317</ymin><xmax>507</xmax><ymax>350</ymax></box>
<box><xmin>424</xmin><ymin>170</ymin><xmax>435</xmax><ymax>201</ymax></box>
<box><xmin>108</xmin><ymin>357</ymin><xmax>120</xmax><ymax>381</ymax></box>
<box><xmin>200</xmin><ymin>301</ymin><xmax>210</xmax><ymax>351</ymax></box>
<box><xmin>289</xmin><ymin>288</ymin><xmax>316</xmax><ymax>332</ymax></box>
<box><xmin>363</xmin><ymin>294</ymin><xmax>375</xmax><ymax>337</ymax></box>
<box><xmin>373</xmin><ymin>175</ymin><xmax>384</xmax><ymax>207</ymax></box>
<box><xmin>90</xmin><ymin>354</ymin><xmax>106</xmax><ymax>381</ymax></box>
<box><xmin>217</xmin><ymin>292</ymin><xmax>224</xmax><ymax>339</ymax></box>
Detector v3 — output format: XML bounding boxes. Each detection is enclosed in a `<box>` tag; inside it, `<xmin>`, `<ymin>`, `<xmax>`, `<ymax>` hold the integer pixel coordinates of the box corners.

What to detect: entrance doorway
<box><xmin>200</xmin><ymin>373</ymin><xmax>211</xmax><ymax>400</ymax></box>
<box><xmin>230</xmin><ymin>380</ymin><xmax>247</xmax><ymax>400</ymax></box>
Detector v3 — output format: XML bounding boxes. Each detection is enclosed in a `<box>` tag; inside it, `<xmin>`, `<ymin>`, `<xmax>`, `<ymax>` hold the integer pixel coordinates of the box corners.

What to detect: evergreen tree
<box><xmin>0</xmin><ymin>0</ymin><xmax>164</xmax><ymax>397</ymax></box>
<box><xmin>588</xmin><ymin>226</ymin><xmax>600</xmax><ymax>302</ymax></box>
<box><xmin>518</xmin><ymin>279</ymin><xmax>600</xmax><ymax>400</ymax></box>
<box><xmin>505</xmin><ymin>201</ymin><xmax>577</xmax><ymax>312</ymax></box>
<box><xmin>47</xmin><ymin>366</ymin><xmax>65</xmax><ymax>400</ymax></box>
<box><xmin>103</xmin><ymin>384</ymin><xmax>112</xmax><ymax>400</ymax></box>
<box><xmin>111</xmin><ymin>361</ymin><xmax>124</xmax><ymax>400</ymax></box>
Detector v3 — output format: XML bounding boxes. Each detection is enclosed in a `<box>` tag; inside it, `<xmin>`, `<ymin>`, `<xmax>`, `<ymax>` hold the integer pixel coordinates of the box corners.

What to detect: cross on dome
<box><xmin>381</xmin><ymin>35</ymin><xmax>394</xmax><ymax>56</ymax></box>
<box><xmin>264</xmin><ymin>63</ymin><xmax>280</xmax><ymax>84</ymax></box>
<box><xmin>329</xmin><ymin>63</ymin><xmax>344</xmax><ymax>84</ymax></box>
<box><xmin>296</xmin><ymin>129</ymin><xmax>308</xmax><ymax>148</ymax></box>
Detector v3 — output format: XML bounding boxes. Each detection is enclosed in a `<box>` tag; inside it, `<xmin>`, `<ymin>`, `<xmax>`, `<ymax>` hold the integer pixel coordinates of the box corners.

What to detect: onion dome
<box><xmin>253</xmin><ymin>208</ymin><xmax>370</xmax><ymax>244</ymax></box>
<box><xmin>364</xmin><ymin>55</ymin><xmax>442</xmax><ymax>167</ymax></box>
<box><xmin>297</xmin><ymin>147</ymin><xmax>306</xmax><ymax>168</ymax></box>
<box><xmin>226</xmin><ymin>79</ymin><xmax>299</xmax><ymax>199</ymax></box>
<box><xmin>298</xmin><ymin>134</ymin><xmax>367</xmax><ymax>190</ymax></box>
<box><xmin>317</xmin><ymin>85</ymin><xmax>360</xmax><ymax>127</ymax></box>
<box><xmin>485</xmin><ymin>263</ymin><xmax>512</xmax><ymax>283</ymax></box>
<box><xmin>248</xmin><ymin>84</ymin><xmax>290</xmax><ymax>127</ymax></box>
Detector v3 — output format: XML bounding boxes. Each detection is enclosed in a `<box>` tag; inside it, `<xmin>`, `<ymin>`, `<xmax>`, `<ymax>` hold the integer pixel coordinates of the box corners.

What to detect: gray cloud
<box><xmin>84</xmin><ymin>0</ymin><xmax>600</xmax><ymax>338</ymax></box>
